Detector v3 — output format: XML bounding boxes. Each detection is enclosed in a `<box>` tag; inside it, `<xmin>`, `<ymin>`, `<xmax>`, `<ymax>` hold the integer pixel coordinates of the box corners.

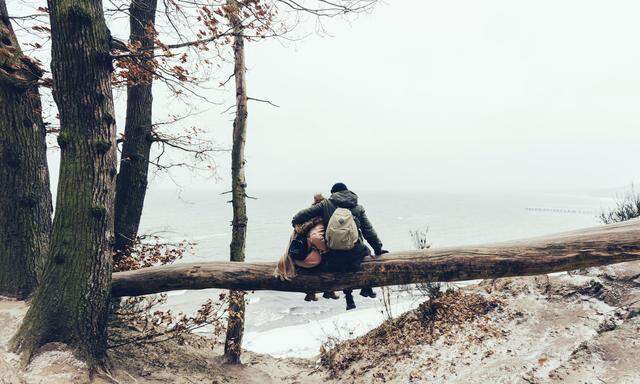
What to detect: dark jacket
<box><xmin>292</xmin><ymin>190</ymin><xmax>383</xmax><ymax>253</ymax></box>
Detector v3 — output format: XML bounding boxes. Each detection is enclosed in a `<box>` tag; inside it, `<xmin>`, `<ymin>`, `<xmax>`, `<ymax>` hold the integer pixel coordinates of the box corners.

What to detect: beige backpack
<box><xmin>326</xmin><ymin>208</ymin><xmax>359</xmax><ymax>250</ymax></box>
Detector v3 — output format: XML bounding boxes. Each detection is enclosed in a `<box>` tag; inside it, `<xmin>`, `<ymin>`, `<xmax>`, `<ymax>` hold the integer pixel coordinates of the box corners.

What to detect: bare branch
<box><xmin>247</xmin><ymin>96</ymin><xmax>280</xmax><ymax>108</ymax></box>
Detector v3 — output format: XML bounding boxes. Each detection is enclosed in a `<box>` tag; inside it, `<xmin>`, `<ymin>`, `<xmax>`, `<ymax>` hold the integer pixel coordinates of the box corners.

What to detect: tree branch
<box><xmin>247</xmin><ymin>96</ymin><xmax>280</xmax><ymax>108</ymax></box>
<box><xmin>112</xmin><ymin>219</ymin><xmax>640</xmax><ymax>297</ymax></box>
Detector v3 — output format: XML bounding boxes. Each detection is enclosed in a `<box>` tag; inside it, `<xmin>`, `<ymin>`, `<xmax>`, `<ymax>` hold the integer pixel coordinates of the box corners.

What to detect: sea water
<box><xmin>138</xmin><ymin>188</ymin><xmax>613</xmax><ymax>357</ymax></box>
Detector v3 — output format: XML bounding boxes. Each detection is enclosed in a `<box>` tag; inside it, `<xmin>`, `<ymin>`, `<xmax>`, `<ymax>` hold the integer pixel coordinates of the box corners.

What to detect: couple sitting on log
<box><xmin>276</xmin><ymin>182</ymin><xmax>388</xmax><ymax>310</ymax></box>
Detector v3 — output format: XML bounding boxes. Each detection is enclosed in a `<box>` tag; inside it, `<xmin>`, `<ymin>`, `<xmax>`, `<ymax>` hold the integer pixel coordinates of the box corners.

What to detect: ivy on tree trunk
<box><xmin>0</xmin><ymin>0</ymin><xmax>53</xmax><ymax>299</ymax></box>
<box><xmin>10</xmin><ymin>0</ymin><xmax>117</xmax><ymax>368</ymax></box>
<box><xmin>224</xmin><ymin>0</ymin><xmax>248</xmax><ymax>365</ymax></box>
<box><xmin>114</xmin><ymin>0</ymin><xmax>158</xmax><ymax>260</ymax></box>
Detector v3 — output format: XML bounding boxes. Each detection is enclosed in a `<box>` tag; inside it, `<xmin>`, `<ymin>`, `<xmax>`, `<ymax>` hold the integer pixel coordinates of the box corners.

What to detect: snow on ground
<box><xmin>241</xmin><ymin>281</ymin><xmax>482</xmax><ymax>358</ymax></box>
<box><xmin>243</xmin><ymin>299</ymin><xmax>421</xmax><ymax>358</ymax></box>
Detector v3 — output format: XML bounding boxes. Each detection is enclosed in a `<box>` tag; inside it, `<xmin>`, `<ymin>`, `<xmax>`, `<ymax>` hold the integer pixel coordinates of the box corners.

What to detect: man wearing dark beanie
<box><xmin>292</xmin><ymin>182</ymin><xmax>388</xmax><ymax>310</ymax></box>
<box><xmin>330</xmin><ymin>182</ymin><xmax>348</xmax><ymax>193</ymax></box>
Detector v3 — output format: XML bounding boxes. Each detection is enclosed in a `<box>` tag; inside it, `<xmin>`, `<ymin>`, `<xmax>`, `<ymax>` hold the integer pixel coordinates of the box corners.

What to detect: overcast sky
<box><xmin>37</xmin><ymin>0</ymin><xmax>640</xmax><ymax>193</ymax></box>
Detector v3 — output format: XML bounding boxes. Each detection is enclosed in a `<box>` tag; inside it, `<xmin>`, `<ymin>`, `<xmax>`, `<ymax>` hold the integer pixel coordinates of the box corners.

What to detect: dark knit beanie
<box><xmin>331</xmin><ymin>182</ymin><xmax>348</xmax><ymax>193</ymax></box>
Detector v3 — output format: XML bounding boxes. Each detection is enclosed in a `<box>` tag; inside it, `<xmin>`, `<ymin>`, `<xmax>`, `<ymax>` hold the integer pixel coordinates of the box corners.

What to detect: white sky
<box><xmin>17</xmin><ymin>0</ymin><xmax>640</xmax><ymax>193</ymax></box>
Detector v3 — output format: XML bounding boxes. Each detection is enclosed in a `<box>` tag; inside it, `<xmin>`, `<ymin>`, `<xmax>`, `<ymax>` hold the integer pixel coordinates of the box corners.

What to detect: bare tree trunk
<box><xmin>10</xmin><ymin>0</ymin><xmax>117</xmax><ymax>368</ymax></box>
<box><xmin>224</xmin><ymin>1</ymin><xmax>248</xmax><ymax>365</ymax></box>
<box><xmin>0</xmin><ymin>0</ymin><xmax>53</xmax><ymax>298</ymax></box>
<box><xmin>111</xmin><ymin>219</ymin><xmax>640</xmax><ymax>296</ymax></box>
<box><xmin>113</xmin><ymin>0</ymin><xmax>158</xmax><ymax>261</ymax></box>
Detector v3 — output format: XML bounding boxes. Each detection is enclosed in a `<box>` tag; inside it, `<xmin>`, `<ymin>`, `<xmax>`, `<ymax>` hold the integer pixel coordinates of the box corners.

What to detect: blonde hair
<box><xmin>275</xmin><ymin>231</ymin><xmax>298</xmax><ymax>280</ymax></box>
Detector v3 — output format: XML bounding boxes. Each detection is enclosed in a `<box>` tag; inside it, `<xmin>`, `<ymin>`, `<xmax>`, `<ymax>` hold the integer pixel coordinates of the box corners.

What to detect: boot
<box><xmin>359</xmin><ymin>287</ymin><xmax>376</xmax><ymax>299</ymax></box>
<box><xmin>322</xmin><ymin>291</ymin><xmax>339</xmax><ymax>300</ymax></box>
<box><xmin>304</xmin><ymin>292</ymin><xmax>318</xmax><ymax>302</ymax></box>
<box><xmin>344</xmin><ymin>291</ymin><xmax>356</xmax><ymax>310</ymax></box>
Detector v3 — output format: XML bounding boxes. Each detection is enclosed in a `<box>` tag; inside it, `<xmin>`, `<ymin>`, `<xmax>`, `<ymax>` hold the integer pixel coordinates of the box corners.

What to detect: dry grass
<box><xmin>599</xmin><ymin>185</ymin><xmax>640</xmax><ymax>224</ymax></box>
<box><xmin>319</xmin><ymin>289</ymin><xmax>503</xmax><ymax>377</ymax></box>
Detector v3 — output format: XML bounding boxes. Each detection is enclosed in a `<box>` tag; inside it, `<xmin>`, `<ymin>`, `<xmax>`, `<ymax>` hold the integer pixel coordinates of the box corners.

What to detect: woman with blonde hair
<box><xmin>275</xmin><ymin>193</ymin><xmax>339</xmax><ymax>301</ymax></box>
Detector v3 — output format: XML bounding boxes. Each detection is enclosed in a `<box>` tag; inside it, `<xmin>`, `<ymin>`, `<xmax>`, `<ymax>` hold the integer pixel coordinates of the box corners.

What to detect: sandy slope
<box><xmin>321</xmin><ymin>262</ymin><xmax>640</xmax><ymax>384</ymax></box>
<box><xmin>1</xmin><ymin>261</ymin><xmax>640</xmax><ymax>383</ymax></box>
<box><xmin>0</xmin><ymin>298</ymin><xmax>320</xmax><ymax>384</ymax></box>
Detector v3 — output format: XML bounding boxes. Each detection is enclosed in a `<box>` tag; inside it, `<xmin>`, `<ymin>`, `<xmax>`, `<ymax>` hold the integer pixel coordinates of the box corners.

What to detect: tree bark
<box><xmin>112</xmin><ymin>219</ymin><xmax>640</xmax><ymax>296</ymax></box>
<box><xmin>0</xmin><ymin>0</ymin><xmax>53</xmax><ymax>298</ymax></box>
<box><xmin>113</xmin><ymin>0</ymin><xmax>158</xmax><ymax>260</ymax></box>
<box><xmin>224</xmin><ymin>2</ymin><xmax>248</xmax><ymax>365</ymax></box>
<box><xmin>10</xmin><ymin>0</ymin><xmax>117</xmax><ymax>367</ymax></box>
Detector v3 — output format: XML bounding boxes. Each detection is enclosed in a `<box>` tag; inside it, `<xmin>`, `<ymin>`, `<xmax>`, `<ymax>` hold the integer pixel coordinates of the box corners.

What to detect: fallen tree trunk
<box><xmin>112</xmin><ymin>219</ymin><xmax>640</xmax><ymax>297</ymax></box>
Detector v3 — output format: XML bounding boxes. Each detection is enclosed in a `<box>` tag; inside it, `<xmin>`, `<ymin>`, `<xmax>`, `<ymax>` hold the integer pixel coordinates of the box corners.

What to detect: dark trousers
<box><xmin>321</xmin><ymin>241</ymin><xmax>370</xmax><ymax>273</ymax></box>
<box><xmin>322</xmin><ymin>242</ymin><xmax>372</xmax><ymax>306</ymax></box>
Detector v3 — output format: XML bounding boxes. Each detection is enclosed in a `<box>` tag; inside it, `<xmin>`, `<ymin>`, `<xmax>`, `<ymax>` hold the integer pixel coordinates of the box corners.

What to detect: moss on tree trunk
<box><xmin>0</xmin><ymin>0</ymin><xmax>53</xmax><ymax>299</ymax></box>
<box><xmin>9</xmin><ymin>0</ymin><xmax>117</xmax><ymax>368</ymax></box>
<box><xmin>224</xmin><ymin>1</ymin><xmax>248</xmax><ymax>365</ymax></box>
<box><xmin>113</xmin><ymin>0</ymin><xmax>158</xmax><ymax>260</ymax></box>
